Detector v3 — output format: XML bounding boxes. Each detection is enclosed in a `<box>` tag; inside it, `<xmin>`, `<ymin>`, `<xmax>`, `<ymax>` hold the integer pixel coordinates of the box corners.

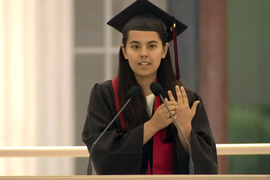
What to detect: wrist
<box><xmin>145</xmin><ymin>119</ymin><xmax>159</xmax><ymax>135</ymax></box>
<box><xmin>177</xmin><ymin>123</ymin><xmax>192</xmax><ymax>136</ymax></box>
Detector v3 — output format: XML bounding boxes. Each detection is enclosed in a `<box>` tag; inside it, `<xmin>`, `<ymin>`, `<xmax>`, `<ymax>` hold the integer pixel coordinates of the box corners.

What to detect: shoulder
<box><xmin>184</xmin><ymin>87</ymin><xmax>203</xmax><ymax>102</ymax></box>
<box><xmin>175</xmin><ymin>80</ymin><xmax>202</xmax><ymax>102</ymax></box>
<box><xmin>88</xmin><ymin>80</ymin><xmax>116</xmax><ymax>111</ymax></box>
<box><xmin>92</xmin><ymin>80</ymin><xmax>113</xmax><ymax>93</ymax></box>
<box><xmin>90</xmin><ymin>80</ymin><xmax>114</xmax><ymax>101</ymax></box>
<box><xmin>94</xmin><ymin>80</ymin><xmax>112</xmax><ymax>88</ymax></box>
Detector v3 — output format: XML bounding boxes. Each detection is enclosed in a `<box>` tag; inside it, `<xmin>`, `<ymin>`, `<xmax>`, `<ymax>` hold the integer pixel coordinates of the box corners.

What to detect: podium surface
<box><xmin>1</xmin><ymin>175</ymin><xmax>270</xmax><ymax>180</ymax></box>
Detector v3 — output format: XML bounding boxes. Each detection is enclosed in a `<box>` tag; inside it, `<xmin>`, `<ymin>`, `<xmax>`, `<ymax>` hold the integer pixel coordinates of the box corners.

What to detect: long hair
<box><xmin>117</xmin><ymin>31</ymin><xmax>183</xmax><ymax>141</ymax></box>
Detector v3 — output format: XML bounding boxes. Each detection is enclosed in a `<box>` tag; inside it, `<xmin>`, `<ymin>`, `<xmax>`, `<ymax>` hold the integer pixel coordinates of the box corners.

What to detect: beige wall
<box><xmin>0</xmin><ymin>0</ymin><xmax>74</xmax><ymax>175</ymax></box>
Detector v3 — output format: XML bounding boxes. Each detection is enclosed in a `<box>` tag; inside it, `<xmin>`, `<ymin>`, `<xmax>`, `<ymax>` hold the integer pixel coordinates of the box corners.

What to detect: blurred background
<box><xmin>0</xmin><ymin>0</ymin><xmax>269</xmax><ymax>175</ymax></box>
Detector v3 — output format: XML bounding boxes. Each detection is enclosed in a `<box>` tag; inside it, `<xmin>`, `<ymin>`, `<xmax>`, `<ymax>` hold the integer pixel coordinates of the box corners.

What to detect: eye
<box><xmin>131</xmin><ymin>45</ymin><xmax>139</xmax><ymax>49</ymax></box>
<box><xmin>149</xmin><ymin>44</ymin><xmax>157</xmax><ymax>48</ymax></box>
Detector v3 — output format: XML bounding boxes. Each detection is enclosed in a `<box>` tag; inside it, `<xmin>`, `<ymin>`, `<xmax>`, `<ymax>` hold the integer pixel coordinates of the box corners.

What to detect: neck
<box><xmin>135</xmin><ymin>74</ymin><xmax>156</xmax><ymax>96</ymax></box>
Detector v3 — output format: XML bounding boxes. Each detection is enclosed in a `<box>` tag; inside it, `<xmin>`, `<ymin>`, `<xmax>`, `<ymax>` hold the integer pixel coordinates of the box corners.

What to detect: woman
<box><xmin>82</xmin><ymin>0</ymin><xmax>218</xmax><ymax>175</ymax></box>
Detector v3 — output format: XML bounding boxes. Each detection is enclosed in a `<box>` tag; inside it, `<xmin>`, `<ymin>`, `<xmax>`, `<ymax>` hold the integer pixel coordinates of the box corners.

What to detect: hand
<box><xmin>149</xmin><ymin>99</ymin><xmax>178</xmax><ymax>132</ymax></box>
<box><xmin>168</xmin><ymin>86</ymin><xmax>200</xmax><ymax>132</ymax></box>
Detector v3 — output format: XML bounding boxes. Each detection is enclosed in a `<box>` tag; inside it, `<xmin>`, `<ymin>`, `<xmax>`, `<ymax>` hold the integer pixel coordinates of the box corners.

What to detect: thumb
<box><xmin>191</xmin><ymin>100</ymin><xmax>200</xmax><ymax>114</ymax></box>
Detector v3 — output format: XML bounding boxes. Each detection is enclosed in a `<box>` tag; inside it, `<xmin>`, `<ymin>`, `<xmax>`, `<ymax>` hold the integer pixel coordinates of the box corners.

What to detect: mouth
<box><xmin>139</xmin><ymin>62</ymin><xmax>150</xmax><ymax>65</ymax></box>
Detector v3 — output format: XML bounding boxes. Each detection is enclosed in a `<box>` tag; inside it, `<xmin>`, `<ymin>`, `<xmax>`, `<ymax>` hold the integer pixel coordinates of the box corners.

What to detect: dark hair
<box><xmin>117</xmin><ymin>31</ymin><xmax>183</xmax><ymax>141</ymax></box>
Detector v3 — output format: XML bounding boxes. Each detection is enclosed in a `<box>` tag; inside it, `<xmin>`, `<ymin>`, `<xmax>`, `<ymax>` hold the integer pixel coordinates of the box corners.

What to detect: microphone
<box><xmin>150</xmin><ymin>82</ymin><xmax>194</xmax><ymax>174</ymax></box>
<box><xmin>88</xmin><ymin>86</ymin><xmax>142</xmax><ymax>175</ymax></box>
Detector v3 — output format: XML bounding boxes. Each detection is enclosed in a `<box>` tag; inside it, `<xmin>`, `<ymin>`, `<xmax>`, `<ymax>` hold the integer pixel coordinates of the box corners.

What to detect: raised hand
<box><xmin>168</xmin><ymin>86</ymin><xmax>200</xmax><ymax>134</ymax></box>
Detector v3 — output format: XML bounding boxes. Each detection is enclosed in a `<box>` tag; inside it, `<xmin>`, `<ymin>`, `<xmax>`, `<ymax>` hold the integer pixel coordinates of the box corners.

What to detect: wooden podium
<box><xmin>0</xmin><ymin>175</ymin><xmax>270</xmax><ymax>180</ymax></box>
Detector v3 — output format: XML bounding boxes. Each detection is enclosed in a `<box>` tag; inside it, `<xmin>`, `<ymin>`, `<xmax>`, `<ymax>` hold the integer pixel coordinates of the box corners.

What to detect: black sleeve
<box><xmin>82</xmin><ymin>82</ymin><xmax>144</xmax><ymax>175</ymax></box>
<box><xmin>191</xmin><ymin>93</ymin><xmax>218</xmax><ymax>174</ymax></box>
<box><xmin>175</xmin><ymin>91</ymin><xmax>218</xmax><ymax>174</ymax></box>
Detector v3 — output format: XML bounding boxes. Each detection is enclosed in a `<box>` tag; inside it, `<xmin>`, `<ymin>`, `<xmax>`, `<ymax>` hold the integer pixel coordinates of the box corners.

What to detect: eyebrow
<box><xmin>129</xmin><ymin>40</ymin><xmax>158</xmax><ymax>44</ymax></box>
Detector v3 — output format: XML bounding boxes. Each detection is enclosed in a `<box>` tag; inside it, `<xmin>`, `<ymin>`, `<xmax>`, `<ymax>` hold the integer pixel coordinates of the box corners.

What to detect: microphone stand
<box><xmin>88</xmin><ymin>97</ymin><xmax>133</xmax><ymax>175</ymax></box>
<box><xmin>158</xmin><ymin>94</ymin><xmax>194</xmax><ymax>174</ymax></box>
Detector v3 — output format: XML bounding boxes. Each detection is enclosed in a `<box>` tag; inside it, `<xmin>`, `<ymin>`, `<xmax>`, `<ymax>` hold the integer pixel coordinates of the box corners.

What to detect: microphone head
<box><xmin>126</xmin><ymin>86</ymin><xmax>142</xmax><ymax>99</ymax></box>
<box><xmin>150</xmin><ymin>82</ymin><xmax>163</xmax><ymax>96</ymax></box>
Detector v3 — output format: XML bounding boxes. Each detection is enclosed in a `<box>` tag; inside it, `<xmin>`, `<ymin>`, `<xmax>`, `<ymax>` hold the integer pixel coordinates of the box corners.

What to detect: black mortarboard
<box><xmin>107</xmin><ymin>0</ymin><xmax>188</xmax><ymax>79</ymax></box>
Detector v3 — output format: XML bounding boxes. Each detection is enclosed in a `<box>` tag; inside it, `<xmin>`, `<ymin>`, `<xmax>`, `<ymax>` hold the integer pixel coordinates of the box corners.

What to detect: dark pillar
<box><xmin>199</xmin><ymin>0</ymin><xmax>228</xmax><ymax>174</ymax></box>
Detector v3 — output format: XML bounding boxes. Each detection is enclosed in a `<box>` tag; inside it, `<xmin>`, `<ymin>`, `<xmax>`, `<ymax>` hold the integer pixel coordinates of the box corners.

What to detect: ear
<box><xmin>121</xmin><ymin>44</ymin><xmax>128</xmax><ymax>59</ymax></box>
<box><xmin>161</xmin><ymin>43</ymin><xmax>169</xmax><ymax>59</ymax></box>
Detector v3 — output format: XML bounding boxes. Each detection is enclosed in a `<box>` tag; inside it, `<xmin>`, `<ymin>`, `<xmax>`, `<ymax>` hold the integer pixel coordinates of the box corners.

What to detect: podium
<box><xmin>0</xmin><ymin>175</ymin><xmax>270</xmax><ymax>180</ymax></box>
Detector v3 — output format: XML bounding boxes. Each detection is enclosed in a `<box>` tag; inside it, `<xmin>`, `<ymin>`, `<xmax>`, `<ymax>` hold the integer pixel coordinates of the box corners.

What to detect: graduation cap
<box><xmin>107</xmin><ymin>0</ymin><xmax>187</xmax><ymax>79</ymax></box>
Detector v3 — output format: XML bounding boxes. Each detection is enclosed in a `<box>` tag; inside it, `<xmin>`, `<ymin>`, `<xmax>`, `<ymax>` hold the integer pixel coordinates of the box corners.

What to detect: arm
<box><xmin>82</xmin><ymin>82</ymin><xmax>144</xmax><ymax>175</ymax></box>
<box><xmin>168</xmin><ymin>86</ymin><xmax>217</xmax><ymax>174</ymax></box>
<box><xmin>168</xmin><ymin>86</ymin><xmax>199</xmax><ymax>154</ymax></box>
<box><xmin>175</xmin><ymin>91</ymin><xmax>218</xmax><ymax>174</ymax></box>
<box><xmin>189</xmin><ymin>94</ymin><xmax>218</xmax><ymax>174</ymax></box>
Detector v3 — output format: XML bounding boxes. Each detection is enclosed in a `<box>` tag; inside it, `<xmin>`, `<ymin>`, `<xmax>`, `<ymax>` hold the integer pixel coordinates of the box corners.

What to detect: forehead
<box><xmin>127</xmin><ymin>30</ymin><xmax>162</xmax><ymax>43</ymax></box>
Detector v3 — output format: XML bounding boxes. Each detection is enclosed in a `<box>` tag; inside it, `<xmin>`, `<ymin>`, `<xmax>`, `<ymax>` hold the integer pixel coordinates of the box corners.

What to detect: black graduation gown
<box><xmin>82</xmin><ymin>80</ymin><xmax>218</xmax><ymax>175</ymax></box>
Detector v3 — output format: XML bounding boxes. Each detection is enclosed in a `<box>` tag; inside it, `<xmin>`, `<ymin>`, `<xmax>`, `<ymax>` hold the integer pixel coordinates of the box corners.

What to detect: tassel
<box><xmin>172</xmin><ymin>20</ymin><xmax>180</xmax><ymax>79</ymax></box>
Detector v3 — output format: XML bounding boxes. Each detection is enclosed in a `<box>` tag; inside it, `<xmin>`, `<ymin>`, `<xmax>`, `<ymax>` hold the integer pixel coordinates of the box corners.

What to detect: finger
<box><xmin>165</xmin><ymin>98</ymin><xmax>177</xmax><ymax>106</ymax></box>
<box><xmin>166</xmin><ymin>101</ymin><xmax>178</xmax><ymax>107</ymax></box>
<box><xmin>162</xmin><ymin>105</ymin><xmax>176</xmax><ymax>117</ymax></box>
<box><xmin>166</xmin><ymin>98</ymin><xmax>177</xmax><ymax>111</ymax></box>
<box><xmin>175</xmin><ymin>85</ymin><xmax>183</xmax><ymax>104</ymax></box>
<box><xmin>169</xmin><ymin>114</ymin><xmax>177</xmax><ymax>123</ymax></box>
<box><xmin>165</xmin><ymin>110</ymin><xmax>175</xmax><ymax>117</ymax></box>
<box><xmin>162</xmin><ymin>98</ymin><xmax>170</xmax><ymax>111</ymax></box>
<box><xmin>180</xmin><ymin>86</ymin><xmax>188</xmax><ymax>105</ymax></box>
<box><xmin>165</xmin><ymin>112</ymin><xmax>174</xmax><ymax>120</ymax></box>
<box><xmin>168</xmin><ymin>90</ymin><xmax>176</xmax><ymax>102</ymax></box>
<box><xmin>191</xmin><ymin>100</ymin><xmax>200</xmax><ymax>114</ymax></box>
<box><xmin>167</xmin><ymin>103</ymin><xmax>178</xmax><ymax>111</ymax></box>
<box><xmin>164</xmin><ymin>97</ymin><xmax>169</xmax><ymax>104</ymax></box>
<box><xmin>159</xmin><ymin>104</ymin><xmax>172</xmax><ymax>115</ymax></box>
<box><xmin>163</xmin><ymin>97</ymin><xmax>178</xmax><ymax>109</ymax></box>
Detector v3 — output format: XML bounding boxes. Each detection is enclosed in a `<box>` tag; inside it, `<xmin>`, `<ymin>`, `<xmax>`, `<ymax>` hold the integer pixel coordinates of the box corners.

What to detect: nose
<box><xmin>140</xmin><ymin>46</ymin><xmax>148</xmax><ymax>58</ymax></box>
